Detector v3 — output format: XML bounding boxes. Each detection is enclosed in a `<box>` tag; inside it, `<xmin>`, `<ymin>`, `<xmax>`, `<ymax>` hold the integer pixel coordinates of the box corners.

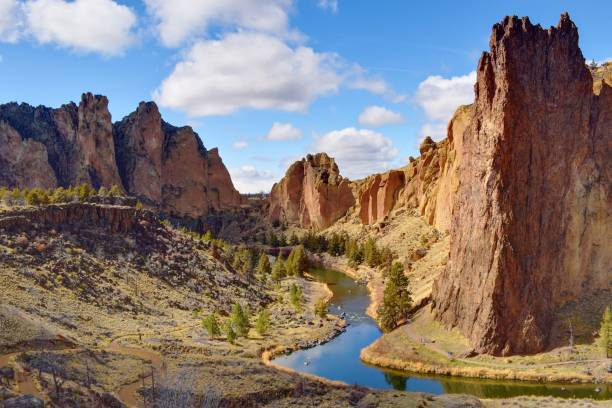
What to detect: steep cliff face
<box><xmin>0</xmin><ymin>93</ymin><xmax>121</xmax><ymax>189</ymax></box>
<box><xmin>269</xmin><ymin>153</ymin><xmax>355</xmax><ymax>229</ymax></box>
<box><xmin>113</xmin><ymin>102</ymin><xmax>242</xmax><ymax>218</ymax></box>
<box><xmin>431</xmin><ymin>14</ymin><xmax>612</xmax><ymax>355</ymax></box>
<box><xmin>355</xmin><ymin>105</ymin><xmax>470</xmax><ymax>233</ymax></box>
<box><xmin>0</xmin><ymin>94</ymin><xmax>242</xmax><ymax>219</ymax></box>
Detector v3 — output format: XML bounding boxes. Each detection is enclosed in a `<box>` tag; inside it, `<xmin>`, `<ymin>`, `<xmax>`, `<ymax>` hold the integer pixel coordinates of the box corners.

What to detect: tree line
<box><xmin>0</xmin><ymin>184</ymin><xmax>125</xmax><ymax>206</ymax></box>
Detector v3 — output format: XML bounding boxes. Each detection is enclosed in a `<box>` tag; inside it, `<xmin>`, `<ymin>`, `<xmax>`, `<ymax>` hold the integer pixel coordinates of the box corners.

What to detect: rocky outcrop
<box><xmin>269</xmin><ymin>153</ymin><xmax>355</xmax><ymax>229</ymax></box>
<box><xmin>355</xmin><ymin>106</ymin><xmax>471</xmax><ymax>232</ymax></box>
<box><xmin>0</xmin><ymin>94</ymin><xmax>242</xmax><ymax>220</ymax></box>
<box><xmin>0</xmin><ymin>202</ymin><xmax>155</xmax><ymax>234</ymax></box>
<box><xmin>431</xmin><ymin>14</ymin><xmax>612</xmax><ymax>355</ymax></box>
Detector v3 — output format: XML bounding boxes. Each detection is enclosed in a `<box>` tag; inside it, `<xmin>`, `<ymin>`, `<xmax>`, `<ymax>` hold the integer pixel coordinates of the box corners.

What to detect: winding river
<box><xmin>273</xmin><ymin>267</ymin><xmax>611</xmax><ymax>400</ymax></box>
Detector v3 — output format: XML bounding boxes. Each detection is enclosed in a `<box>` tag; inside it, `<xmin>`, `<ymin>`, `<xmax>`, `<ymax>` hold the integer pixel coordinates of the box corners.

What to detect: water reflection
<box><xmin>272</xmin><ymin>267</ymin><xmax>610</xmax><ymax>400</ymax></box>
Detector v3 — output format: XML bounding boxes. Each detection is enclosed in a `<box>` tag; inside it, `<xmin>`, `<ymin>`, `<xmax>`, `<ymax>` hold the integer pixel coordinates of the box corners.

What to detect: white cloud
<box><xmin>233</xmin><ymin>140</ymin><xmax>249</xmax><ymax>149</ymax></box>
<box><xmin>358</xmin><ymin>105</ymin><xmax>404</xmax><ymax>127</ymax></box>
<box><xmin>318</xmin><ymin>0</ymin><xmax>338</xmax><ymax>13</ymax></box>
<box><xmin>230</xmin><ymin>165</ymin><xmax>277</xmax><ymax>194</ymax></box>
<box><xmin>414</xmin><ymin>71</ymin><xmax>475</xmax><ymax>141</ymax></box>
<box><xmin>24</xmin><ymin>0</ymin><xmax>137</xmax><ymax>56</ymax></box>
<box><xmin>154</xmin><ymin>32</ymin><xmax>341</xmax><ymax>116</ymax></box>
<box><xmin>0</xmin><ymin>0</ymin><xmax>22</xmax><ymax>42</ymax></box>
<box><xmin>144</xmin><ymin>0</ymin><xmax>294</xmax><ymax>48</ymax></box>
<box><xmin>347</xmin><ymin>67</ymin><xmax>406</xmax><ymax>103</ymax></box>
<box><xmin>312</xmin><ymin>127</ymin><xmax>399</xmax><ymax>179</ymax></box>
<box><xmin>265</xmin><ymin>122</ymin><xmax>301</xmax><ymax>141</ymax></box>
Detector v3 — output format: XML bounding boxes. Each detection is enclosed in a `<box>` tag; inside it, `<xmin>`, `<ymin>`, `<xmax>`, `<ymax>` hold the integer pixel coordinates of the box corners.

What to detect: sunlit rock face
<box><xmin>269</xmin><ymin>153</ymin><xmax>355</xmax><ymax>229</ymax></box>
<box><xmin>431</xmin><ymin>13</ymin><xmax>612</xmax><ymax>355</ymax></box>
<box><xmin>0</xmin><ymin>94</ymin><xmax>242</xmax><ymax>219</ymax></box>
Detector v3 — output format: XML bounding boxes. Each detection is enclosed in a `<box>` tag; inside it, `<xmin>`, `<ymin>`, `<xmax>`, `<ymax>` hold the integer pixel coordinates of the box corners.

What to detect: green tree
<box><xmin>363</xmin><ymin>238</ymin><xmax>379</xmax><ymax>267</ymax></box>
<box><xmin>108</xmin><ymin>184</ymin><xmax>123</xmax><ymax>197</ymax></box>
<box><xmin>271</xmin><ymin>258</ymin><xmax>286</xmax><ymax>284</ymax></box>
<box><xmin>377</xmin><ymin>262</ymin><xmax>412</xmax><ymax>332</ymax></box>
<box><xmin>231</xmin><ymin>303</ymin><xmax>251</xmax><ymax>338</ymax></box>
<box><xmin>224</xmin><ymin>320</ymin><xmax>236</xmax><ymax>344</ymax></box>
<box><xmin>599</xmin><ymin>306</ymin><xmax>612</xmax><ymax>358</ymax></box>
<box><xmin>77</xmin><ymin>184</ymin><xmax>94</xmax><ymax>201</ymax></box>
<box><xmin>314</xmin><ymin>298</ymin><xmax>328</xmax><ymax>319</ymax></box>
<box><xmin>255</xmin><ymin>309</ymin><xmax>271</xmax><ymax>336</ymax></box>
<box><xmin>286</xmin><ymin>245</ymin><xmax>308</xmax><ymax>277</ymax></box>
<box><xmin>98</xmin><ymin>186</ymin><xmax>108</xmax><ymax>197</ymax></box>
<box><xmin>202</xmin><ymin>312</ymin><xmax>221</xmax><ymax>339</ymax></box>
<box><xmin>289</xmin><ymin>284</ymin><xmax>303</xmax><ymax>312</ymax></box>
<box><xmin>256</xmin><ymin>254</ymin><xmax>271</xmax><ymax>281</ymax></box>
<box><xmin>202</xmin><ymin>230</ymin><xmax>213</xmax><ymax>242</ymax></box>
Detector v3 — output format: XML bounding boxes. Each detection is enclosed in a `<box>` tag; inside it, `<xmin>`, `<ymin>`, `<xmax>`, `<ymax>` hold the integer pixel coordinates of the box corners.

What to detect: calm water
<box><xmin>273</xmin><ymin>267</ymin><xmax>611</xmax><ymax>400</ymax></box>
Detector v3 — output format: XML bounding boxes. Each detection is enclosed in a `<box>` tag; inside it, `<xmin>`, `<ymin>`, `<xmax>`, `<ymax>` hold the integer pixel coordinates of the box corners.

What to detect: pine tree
<box><xmin>271</xmin><ymin>258</ymin><xmax>286</xmax><ymax>284</ymax></box>
<box><xmin>256</xmin><ymin>254</ymin><xmax>271</xmax><ymax>281</ymax></box>
<box><xmin>255</xmin><ymin>309</ymin><xmax>271</xmax><ymax>336</ymax></box>
<box><xmin>108</xmin><ymin>184</ymin><xmax>122</xmax><ymax>197</ymax></box>
<box><xmin>231</xmin><ymin>303</ymin><xmax>251</xmax><ymax>338</ymax></box>
<box><xmin>314</xmin><ymin>298</ymin><xmax>328</xmax><ymax>319</ymax></box>
<box><xmin>289</xmin><ymin>284</ymin><xmax>302</xmax><ymax>312</ymax></box>
<box><xmin>224</xmin><ymin>320</ymin><xmax>236</xmax><ymax>344</ymax></box>
<box><xmin>599</xmin><ymin>306</ymin><xmax>612</xmax><ymax>358</ymax></box>
<box><xmin>286</xmin><ymin>245</ymin><xmax>308</xmax><ymax>277</ymax></box>
<box><xmin>363</xmin><ymin>238</ymin><xmax>379</xmax><ymax>267</ymax></box>
<box><xmin>202</xmin><ymin>312</ymin><xmax>221</xmax><ymax>339</ymax></box>
<box><xmin>377</xmin><ymin>262</ymin><xmax>412</xmax><ymax>332</ymax></box>
<box><xmin>289</xmin><ymin>232</ymin><xmax>300</xmax><ymax>246</ymax></box>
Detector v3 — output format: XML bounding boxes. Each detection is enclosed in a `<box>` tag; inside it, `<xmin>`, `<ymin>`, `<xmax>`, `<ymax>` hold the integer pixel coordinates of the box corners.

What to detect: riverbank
<box><xmin>362</xmin><ymin>305</ymin><xmax>612</xmax><ymax>386</ymax></box>
<box><xmin>307</xmin><ymin>253</ymin><xmax>612</xmax><ymax>390</ymax></box>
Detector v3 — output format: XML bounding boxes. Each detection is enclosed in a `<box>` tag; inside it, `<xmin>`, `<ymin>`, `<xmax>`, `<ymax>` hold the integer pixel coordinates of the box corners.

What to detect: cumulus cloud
<box><xmin>318</xmin><ymin>0</ymin><xmax>338</xmax><ymax>13</ymax></box>
<box><xmin>23</xmin><ymin>0</ymin><xmax>137</xmax><ymax>55</ymax></box>
<box><xmin>347</xmin><ymin>68</ymin><xmax>406</xmax><ymax>103</ymax></box>
<box><xmin>154</xmin><ymin>32</ymin><xmax>341</xmax><ymax>116</ymax></box>
<box><xmin>144</xmin><ymin>0</ymin><xmax>294</xmax><ymax>47</ymax></box>
<box><xmin>233</xmin><ymin>140</ymin><xmax>249</xmax><ymax>149</ymax></box>
<box><xmin>0</xmin><ymin>0</ymin><xmax>23</xmax><ymax>42</ymax></box>
<box><xmin>414</xmin><ymin>71</ymin><xmax>475</xmax><ymax>141</ymax></box>
<box><xmin>265</xmin><ymin>122</ymin><xmax>301</xmax><ymax>141</ymax></box>
<box><xmin>358</xmin><ymin>106</ymin><xmax>404</xmax><ymax>127</ymax></box>
<box><xmin>312</xmin><ymin>127</ymin><xmax>398</xmax><ymax>179</ymax></box>
<box><xmin>230</xmin><ymin>165</ymin><xmax>277</xmax><ymax>194</ymax></box>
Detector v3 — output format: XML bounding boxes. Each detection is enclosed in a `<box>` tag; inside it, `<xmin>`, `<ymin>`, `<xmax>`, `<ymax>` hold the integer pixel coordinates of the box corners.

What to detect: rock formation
<box><xmin>0</xmin><ymin>94</ymin><xmax>242</xmax><ymax>220</ymax></box>
<box><xmin>355</xmin><ymin>105</ymin><xmax>471</xmax><ymax>233</ymax></box>
<box><xmin>431</xmin><ymin>13</ymin><xmax>612</xmax><ymax>355</ymax></box>
<box><xmin>269</xmin><ymin>153</ymin><xmax>355</xmax><ymax>229</ymax></box>
<box><xmin>113</xmin><ymin>102</ymin><xmax>241</xmax><ymax>218</ymax></box>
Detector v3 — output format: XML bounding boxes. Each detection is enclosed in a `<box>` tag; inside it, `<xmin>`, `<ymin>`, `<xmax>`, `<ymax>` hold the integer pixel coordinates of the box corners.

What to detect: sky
<box><xmin>0</xmin><ymin>1</ymin><xmax>610</xmax><ymax>193</ymax></box>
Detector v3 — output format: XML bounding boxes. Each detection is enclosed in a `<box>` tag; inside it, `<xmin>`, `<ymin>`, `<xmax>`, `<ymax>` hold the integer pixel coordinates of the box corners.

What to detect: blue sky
<box><xmin>0</xmin><ymin>1</ymin><xmax>610</xmax><ymax>193</ymax></box>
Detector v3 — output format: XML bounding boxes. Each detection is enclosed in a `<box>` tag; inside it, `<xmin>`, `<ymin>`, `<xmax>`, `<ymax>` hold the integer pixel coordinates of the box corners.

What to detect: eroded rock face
<box><xmin>354</xmin><ymin>107</ymin><xmax>471</xmax><ymax>232</ymax></box>
<box><xmin>114</xmin><ymin>103</ymin><xmax>242</xmax><ymax>218</ymax></box>
<box><xmin>0</xmin><ymin>94</ymin><xmax>242</xmax><ymax>220</ymax></box>
<box><xmin>431</xmin><ymin>14</ymin><xmax>612</xmax><ymax>355</ymax></box>
<box><xmin>269</xmin><ymin>153</ymin><xmax>355</xmax><ymax>229</ymax></box>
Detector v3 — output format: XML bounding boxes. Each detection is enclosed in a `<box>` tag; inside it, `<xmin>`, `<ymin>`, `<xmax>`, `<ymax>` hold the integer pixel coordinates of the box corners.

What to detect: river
<box><xmin>273</xmin><ymin>266</ymin><xmax>611</xmax><ymax>400</ymax></box>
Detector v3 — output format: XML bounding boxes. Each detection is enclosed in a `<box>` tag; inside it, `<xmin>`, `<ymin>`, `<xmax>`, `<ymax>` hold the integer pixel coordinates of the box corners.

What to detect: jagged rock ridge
<box><xmin>431</xmin><ymin>13</ymin><xmax>611</xmax><ymax>355</ymax></box>
<box><xmin>0</xmin><ymin>94</ymin><xmax>241</xmax><ymax>219</ymax></box>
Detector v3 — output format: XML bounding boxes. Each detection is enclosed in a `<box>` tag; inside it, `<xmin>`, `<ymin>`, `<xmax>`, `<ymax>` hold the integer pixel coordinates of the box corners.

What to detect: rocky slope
<box><xmin>269</xmin><ymin>153</ymin><xmax>355</xmax><ymax>229</ymax></box>
<box><xmin>431</xmin><ymin>13</ymin><xmax>612</xmax><ymax>355</ymax></box>
<box><xmin>0</xmin><ymin>95</ymin><xmax>241</xmax><ymax>220</ymax></box>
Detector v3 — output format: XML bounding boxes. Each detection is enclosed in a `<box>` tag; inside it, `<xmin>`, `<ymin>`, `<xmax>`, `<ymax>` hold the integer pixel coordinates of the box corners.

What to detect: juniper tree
<box><xmin>289</xmin><ymin>284</ymin><xmax>303</xmax><ymax>312</ymax></box>
<box><xmin>256</xmin><ymin>253</ymin><xmax>271</xmax><ymax>281</ymax></box>
<box><xmin>377</xmin><ymin>262</ymin><xmax>412</xmax><ymax>332</ymax></box>
<box><xmin>201</xmin><ymin>312</ymin><xmax>221</xmax><ymax>339</ymax></box>
<box><xmin>255</xmin><ymin>309</ymin><xmax>271</xmax><ymax>336</ymax></box>
<box><xmin>231</xmin><ymin>303</ymin><xmax>251</xmax><ymax>338</ymax></box>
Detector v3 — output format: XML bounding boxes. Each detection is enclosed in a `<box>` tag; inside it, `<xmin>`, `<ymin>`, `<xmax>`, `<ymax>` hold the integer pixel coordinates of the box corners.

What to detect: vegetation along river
<box><xmin>273</xmin><ymin>266</ymin><xmax>611</xmax><ymax>400</ymax></box>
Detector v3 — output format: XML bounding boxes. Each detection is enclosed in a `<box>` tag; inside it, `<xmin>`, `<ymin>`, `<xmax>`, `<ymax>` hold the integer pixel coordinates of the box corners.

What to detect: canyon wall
<box><xmin>269</xmin><ymin>153</ymin><xmax>355</xmax><ymax>229</ymax></box>
<box><xmin>431</xmin><ymin>13</ymin><xmax>611</xmax><ymax>355</ymax></box>
<box><xmin>0</xmin><ymin>94</ymin><xmax>241</xmax><ymax>219</ymax></box>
